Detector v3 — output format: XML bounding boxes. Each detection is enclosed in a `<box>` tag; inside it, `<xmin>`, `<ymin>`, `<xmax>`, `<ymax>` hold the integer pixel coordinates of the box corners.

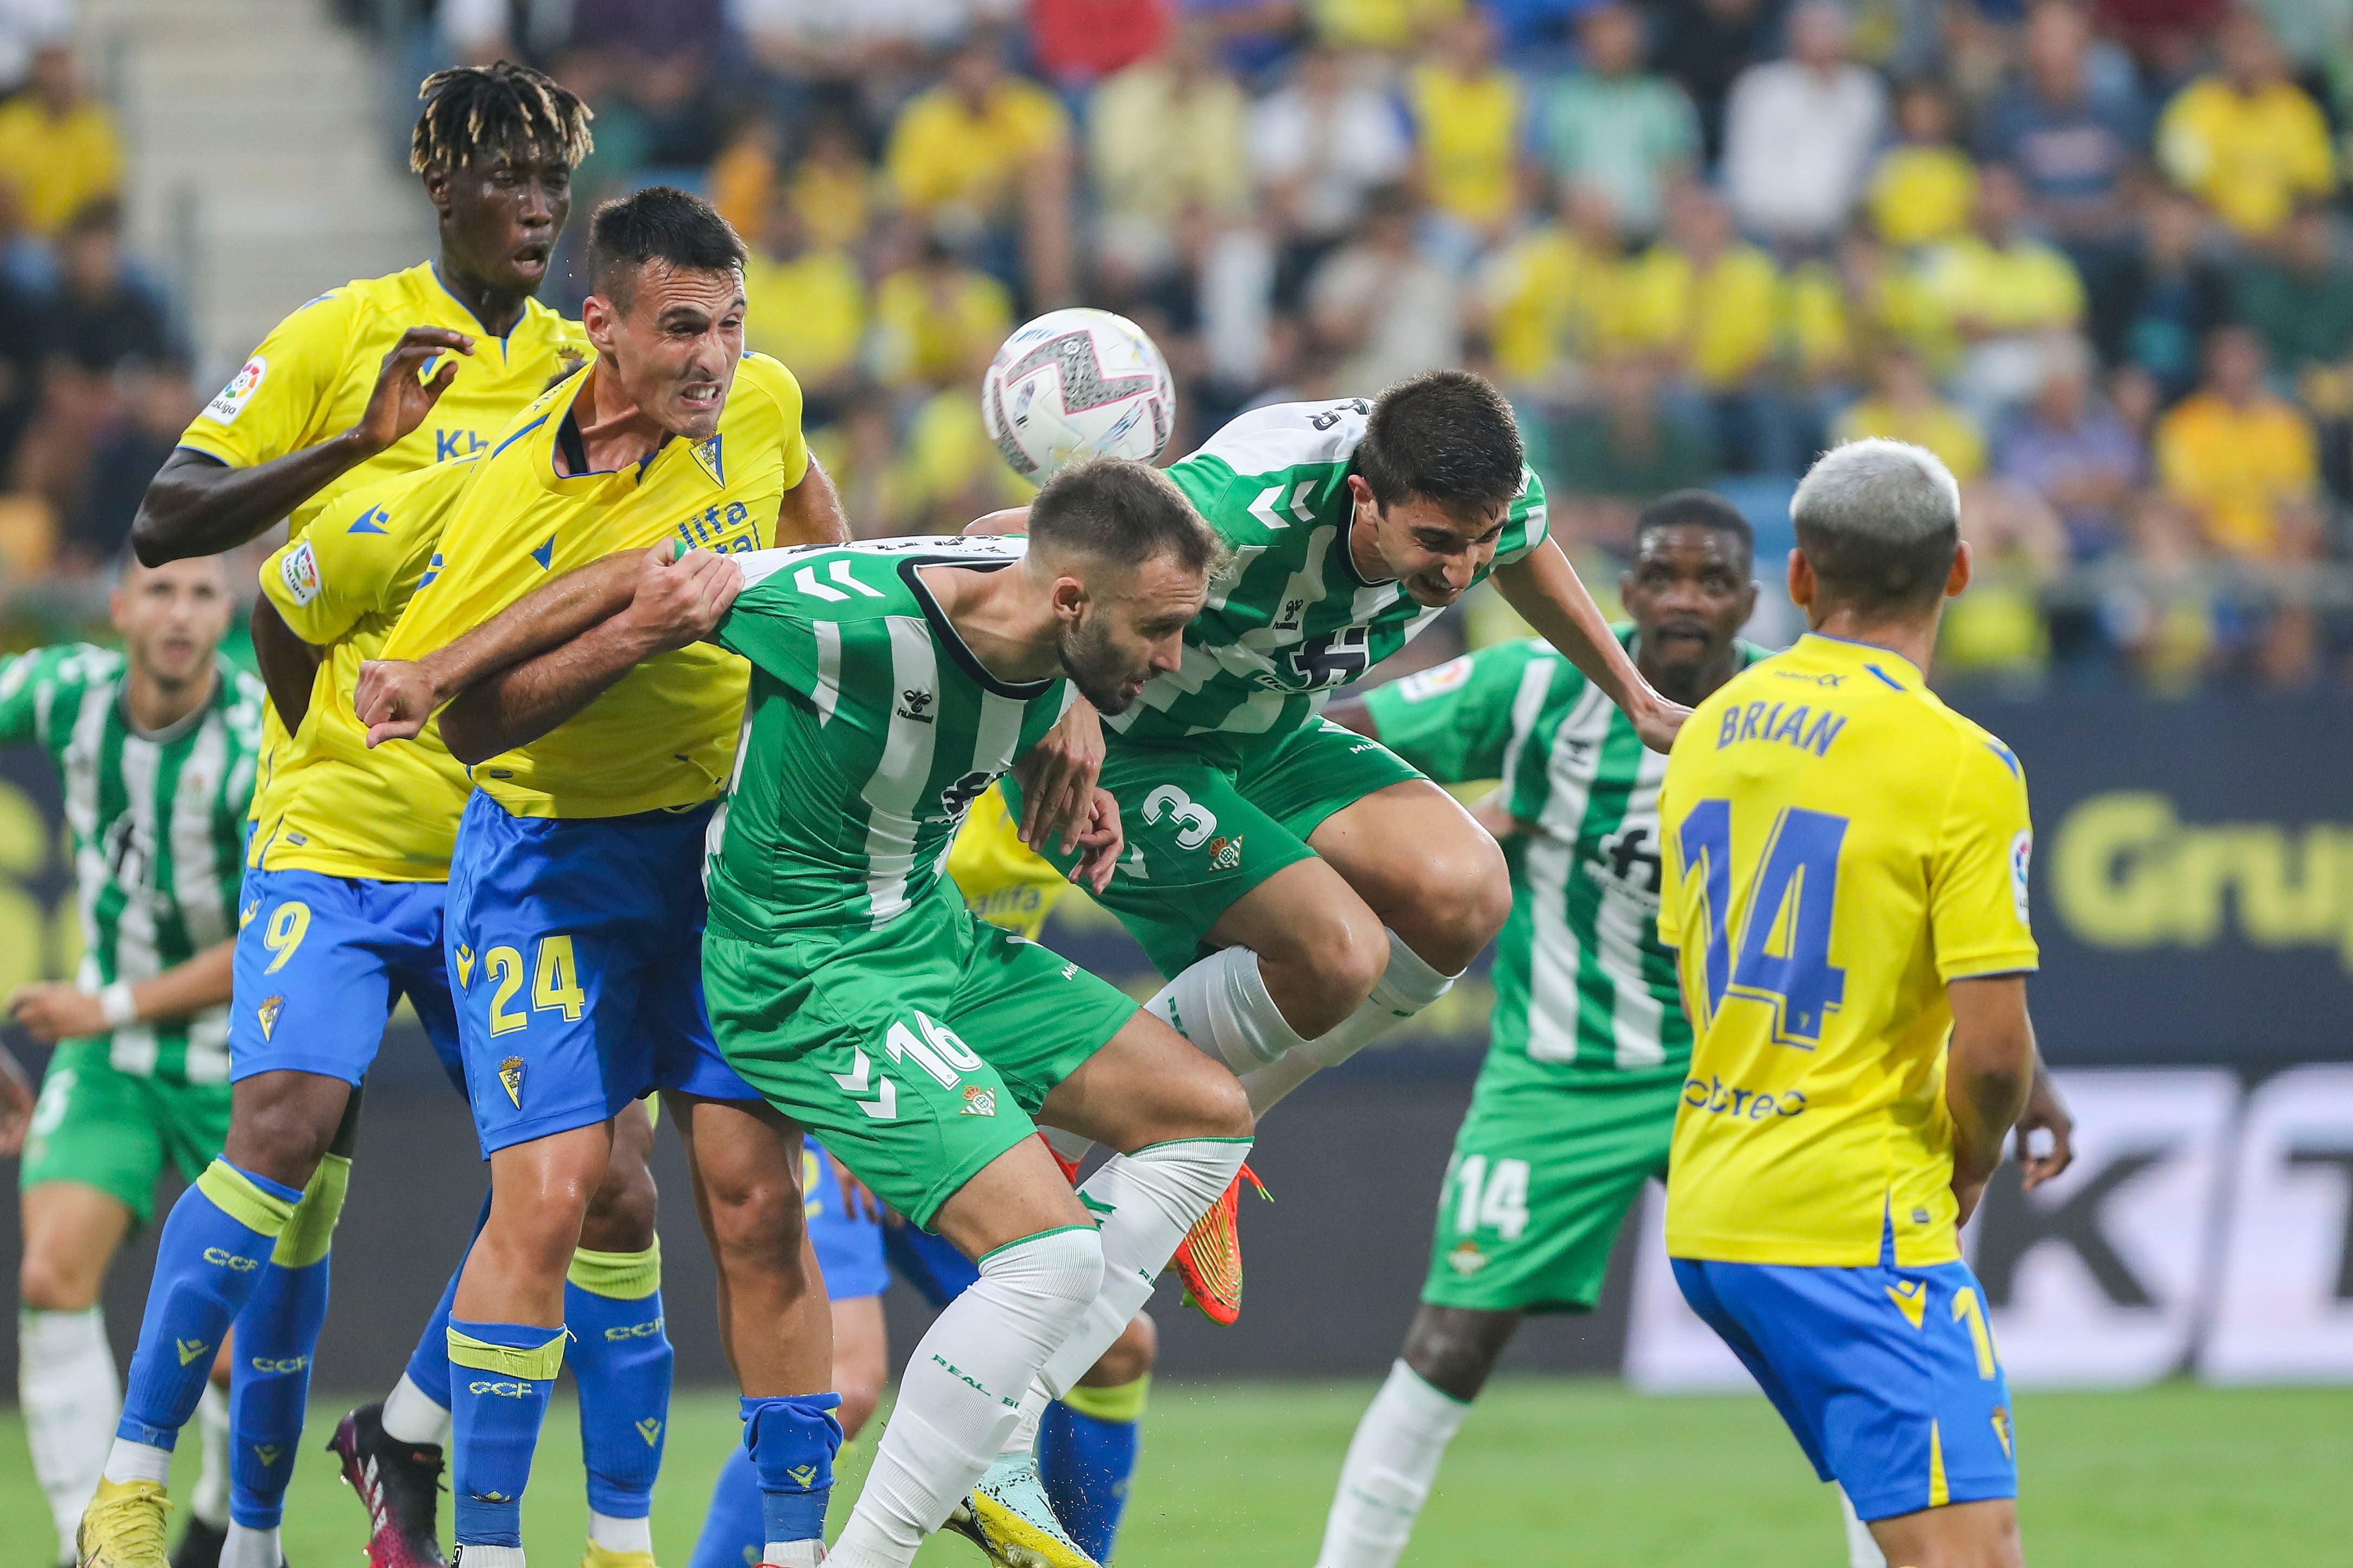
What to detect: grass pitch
<box><xmin>6</xmin><ymin>1380</ymin><xmax>2346</xmax><ymax>1566</ymax></box>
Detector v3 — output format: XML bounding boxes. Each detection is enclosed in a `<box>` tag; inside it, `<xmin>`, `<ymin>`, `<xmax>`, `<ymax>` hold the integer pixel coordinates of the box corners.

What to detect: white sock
<box><xmin>828</xmin><ymin>1227</ymin><xmax>1105</xmax><ymax>1568</ymax></box>
<box><xmin>1145</xmin><ymin>945</ymin><xmax>1308</xmax><ymax>1072</ymax></box>
<box><xmin>1036</xmin><ymin>1136</ymin><xmax>1253</xmax><ymax>1396</ymax></box>
<box><xmin>102</xmin><ymin>1437</ymin><xmax>172</xmax><ymax>1486</ymax></box>
<box><xmin>222</xmin><ymin>1523</ymin><xmax>282</xmax><ymax>1568</ymax></box>
<box><xmin>762</xmin><ymin>1544</ymin><xmax>825</xmax><ymax>1568</ymax></box>
<box><xmin>381</xmin><ymin>1370</ymin><xmax>451</xmax><ymax>1446</ymax></box>
<box><xmin>192</xmin><ymin>1382</ymin><xmax>231</xmax><ymax>1527</ymax></box>
<box><xmin>456</xmin><ymin>1548</ymin><xmax>525</xmax><ymax>1568</ymax></box>
<box><xmin>1243</xmin><ymin>932</ymin><xmax>1457</xmax><ymax>1116</ymax></box>
<box><xmin>996</xmin><ymin>1381</ymin><xmax>1055</xmax><ymax>1462</ymax></box>
<box><xmin>1039</xmin><ymin>1126</ymin><xmax>1095</xmax><ymax>1166</ymax></box>
<box><xmin>20</xmin><ymin>1306</ymin><xmax>121</xmax><ymax>1549</ymax></box>
<box><xmin>1839</xmin><ymin>1485</ymin><xmax>1889</xmax><ymax>1568</ymax></box>
<box><xmin>1314</xmin><ymin>1361</ymin><xmax>1471</xmax><ymax>1568</ymax></box>
<box><xmin>588</xmin><ymin>1509</ymin><xmax>653</xmax><ymax>1553</ymax></box>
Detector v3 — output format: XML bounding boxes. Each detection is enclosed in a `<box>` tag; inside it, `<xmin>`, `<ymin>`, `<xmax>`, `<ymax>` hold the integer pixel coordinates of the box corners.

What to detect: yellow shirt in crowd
<box><xmin>2155</xmin><ymin>391</ymin><xmax>2318</xmax><ymax>558</ymax></box>
<box><xmin>2158</xmin><ymin>77</ymin><xmax>2334</xmax><ymax>238</ymax></box>
<box><xmin>0</xmin><ymin>96</ymin><xmax>119</xmax><ymax>233</ymax></box>
<box><xmin>1615</xmin><ymin>244</ymin><xmax>1785</xmax><ymax>390</ymax></box>
<box><xmin>1916</xmin><ymin>235</ymin><xmax>2084</xmax><ymax>336</ymax></box>
<box><xmin>1867</xmin><ymin>144</ymin><xmax>1978</xmax><ymax>249</ymax></box>
<box><xmin>873</xmin><ymin>265</ymin><xmax>1013</xmax><ymax>389</ymax></box>
<box><xmin>1834</xmin><ymin>396</ymin><xmax>1986</xmax><ymax>483</ymax></box>
<box><xmin>1657</xmin><ymin>633</ymin><xmax>2039</xmax><ymax>1268</ymax></box>
<box><xmin>743</xmin><ymin>248</ymin><xmax>867</xmax><ymax>387</ymax></box>
<box><xmin>1408</xmin><ymin>63</ymin><xmax>1522</xmax><ymax>231</ymax></box>
<box><xmin>1313</xmin><ymin>0</ymin><xmax>1462</xmax><ymax>49</ymax></box>
<box><xmin>888</xmin><ymin>81</ymin><xmax>1068</xmax><ymax>217</ymax></box>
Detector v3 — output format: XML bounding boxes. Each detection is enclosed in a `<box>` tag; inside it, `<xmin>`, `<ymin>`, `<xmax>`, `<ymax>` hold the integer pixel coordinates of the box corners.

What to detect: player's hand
<box><xmin>355</xmin><ymin>658</ymin><xmax>439</xmax><ymax>747</ymax></box>
<box><xmin>829</xmin><ymin>1152</ymin><xmax>889</xmax><ymax>1225</ymax></box>
<box><xmin>620</xmin><ymin>541</ymin><xmax>743</xmax><ymax>652</ymax></box>
<box><xmin>2014</xmin><ymin>1059</ymin><xmax>2075</xmax><ymax>1192</ymax></box>
<box><xmin>1633</xmin><ymin>689</ymin><xmax>1692</xmax><ymax>754</ymax></box>
<box><xmin>7</xmin><ymin>983</ymin><xmax>106</xmax><ymax>1045</ymax></box>
<box><xmin>349</xmin><ymin>327</ymin><xmax>475</xmax><ymax>457</ymax></box>
<box><xmin>1016</xmin><ymin>699</ymin><xmax>1105</xmax><ymax>855</ymax></box>
<box><xmin>1067</xmin><ymin>786</ymin><xmax>1124</xmax><ymax>896</ymax></box>
<box><xmin>1953</xmin><ymin>1172</ymin><xmax>1990</xmax><ymax>1229</ymax></box>
<box><xmin>0</xmin><ymin>1044</ymin><xmax>35</xmax><ymax>1156</ymax></box>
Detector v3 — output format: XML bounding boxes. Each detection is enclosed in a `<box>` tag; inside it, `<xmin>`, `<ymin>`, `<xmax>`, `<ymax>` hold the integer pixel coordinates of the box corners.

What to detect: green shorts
<box><xmin>702</xmin><ymin>893</ymin><xmax>1140</xmax><ymax>1227</ymax></box>
<box><xmin>20</xmin><ymin>1039</ymin><xmax>232</xmax><ymax>1225</ymax></box>
<box><xmin>1008</xmin><ymin>719</ymin><xmax>1424</xmax><ymax>977</ymax></box>
<box><xmin>1422</xmin><ymin>1071</ymin><xmax>1682</xmax><ymax>1314</ymax></box>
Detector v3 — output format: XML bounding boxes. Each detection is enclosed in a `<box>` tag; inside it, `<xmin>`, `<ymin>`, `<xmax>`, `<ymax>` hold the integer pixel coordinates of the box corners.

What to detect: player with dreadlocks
<box><xmin>80</xmin><ymin>64</ymin><xmax>669</xmax><ymax>1568</ymax></box>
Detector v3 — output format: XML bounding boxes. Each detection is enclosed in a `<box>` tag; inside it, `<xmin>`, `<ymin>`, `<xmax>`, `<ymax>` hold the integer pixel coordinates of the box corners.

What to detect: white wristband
<box><xmin>99</xmin><ymin>981</ymin><xmax>138</xmax><ymax>1030</ymax></box>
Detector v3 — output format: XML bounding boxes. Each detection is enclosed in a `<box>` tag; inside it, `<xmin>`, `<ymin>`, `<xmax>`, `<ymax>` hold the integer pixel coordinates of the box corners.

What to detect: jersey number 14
<box><xmin>1676</xmin><ymin>802</ymin><xmax>1848</xmax><ymax>1047</ymax></box>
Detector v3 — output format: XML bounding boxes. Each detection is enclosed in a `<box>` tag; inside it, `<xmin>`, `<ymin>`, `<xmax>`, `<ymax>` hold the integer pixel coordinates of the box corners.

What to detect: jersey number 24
<box><xmin>1676</xmin><ymin>802</ymin><xmax>1848</xmax><ymax>1047</ymax></box>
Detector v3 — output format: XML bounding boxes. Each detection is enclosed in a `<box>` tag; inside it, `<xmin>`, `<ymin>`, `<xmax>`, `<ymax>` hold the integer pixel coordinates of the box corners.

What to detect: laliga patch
<box><xmin>208</xmin><ymin>356</ymin><xmax>267</xmax><ymax>424</ymax></box>
<box><xmin>278</xmin><ymin>540</ymin><xmax>322</xmax><ymax>607</ymax></box>
<box><xmin>1396</xmin><ymin>655</ymin><xmax>1474</xmax><ymax>702</ymax></box>
<box><xmin>961</xmin><ymin>1084</ymin><xmax>998</xmax><ymax>1117</ymax></box>
<box><xmin>2010</xmin><ymin>829</ymin><xmax>2033</xmax><ymax>927</ymax></box>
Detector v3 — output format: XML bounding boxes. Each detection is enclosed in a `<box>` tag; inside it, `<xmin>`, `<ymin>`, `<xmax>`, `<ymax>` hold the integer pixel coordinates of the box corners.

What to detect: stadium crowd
<box><xmin>7</xmin><ymin>0</ymin><xmax>2353</xmax><ymax>689</ymax></box>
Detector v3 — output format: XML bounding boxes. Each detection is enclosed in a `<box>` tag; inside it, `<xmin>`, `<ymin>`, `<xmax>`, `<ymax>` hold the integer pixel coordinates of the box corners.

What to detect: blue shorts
<box><xmin>1673</xmin><ymin>1227</ymin><xmax>2018</xmax><ymax>1522</ymax></box>
<box><xmin>445</xmin><ymin>792</ymin><xmax>758</xmax><ymax>1155</ymax></box>
<box><xmin>801</xmin><ymin>1139</ymin><xmax>983</xmax><ymax>1305</ymax></box>
<box><xmin>228</xmin><ymin>866</ymin><xmax>464</xmax><ymax>1093</ymax></box>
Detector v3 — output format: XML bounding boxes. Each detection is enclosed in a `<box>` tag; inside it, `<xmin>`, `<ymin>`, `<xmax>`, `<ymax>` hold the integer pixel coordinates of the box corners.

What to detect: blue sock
<box><xmin>228</xmin><ymin>1154</ymin><xmax>346</xmax><ymax>1527</ymax></box>
<box><xmin>401</xmin><ymin>1255</ymin><xmax>464</xmax><ymax>1420</ymax></box>
<box><xmin>565</xmin><ymin>1244</ymin><xmax>673</xmax><ymax>1518</ymax></box>
<box><xmin>1039</xmin><ymin>1378</ymin><xmax>1149</xmax><ymax>1565</ymax></box>
<box><xmin>118</xmin><ymin>1161</ymin><xmax>304</xmax><ymax>1447</ymax></box>
<box><xmin>688</xmin><ymin>1444</ymin><xmax>764</xmax><ymax>1568</ymax></box>
<box><xmin>742</xmin><ymin>1393</ymin><xmax>843</xmax><ymax>1549</ymax></box>
<box><xmin>446</xmin><ymin>1318</ymin><xmax>567</xmax><ymax>1546</ymax></box>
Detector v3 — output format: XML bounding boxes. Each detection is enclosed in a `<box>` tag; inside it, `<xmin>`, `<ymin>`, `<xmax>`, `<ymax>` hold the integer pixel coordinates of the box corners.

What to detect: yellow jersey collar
<box><xmin>1793</xmin><ymin>631</ymin><xmax>1923</xmax><ymax>692</ymax></box>
<box><xmin>529</xmin><ymin>369</ymin><xmax>706</xmax><ymax>496</ymax></box>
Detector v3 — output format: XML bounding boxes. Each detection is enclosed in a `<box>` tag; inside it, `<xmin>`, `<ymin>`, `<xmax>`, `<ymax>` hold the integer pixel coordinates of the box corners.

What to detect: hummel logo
<box><xmin>636</xmin><ymin>1417</ymin><xmax>663</xmax><ymax>1446</ymax></box>
<box><xmin>176</xmin><ymin>1338</ymin><xmax>210</xmax><ymax>1365</ymax></box>
<box><xmin>896</xmin><ymin>688</ymin><xmax>935</xmax><ymax>724</ymax></box>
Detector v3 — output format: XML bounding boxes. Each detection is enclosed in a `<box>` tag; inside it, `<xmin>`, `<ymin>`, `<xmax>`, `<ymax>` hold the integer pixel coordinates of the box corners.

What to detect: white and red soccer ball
<box><xmin>982</xmin><ymin>308</ymin><xmax>1175</xmax><ymax>482</ymax></box>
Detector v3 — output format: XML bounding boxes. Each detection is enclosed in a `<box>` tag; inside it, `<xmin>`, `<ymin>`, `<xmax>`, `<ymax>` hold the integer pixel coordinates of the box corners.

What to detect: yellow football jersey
<box><xmin>178</xmin><ymin>261</ymin><xmax>588</xmax><ymax>541</ymax></box>
<box><xmin>947</xmin><ymin>783</ymin><xmax>1073</xmax><ymax>941</ymax></box>
<box><xmin>380</xmin><ymin>352</ymin><xmax>811</xmax><ymax>819</ymax></box>
<box><xmin>1656</xmin><ymin>633</ymin><xmax>2039</xmax><ymax>1270</ymax></box>
<box><xmin>250</xmin><ymin>458</ymin><xmax>483</xmax><ymax>881</ymax></box>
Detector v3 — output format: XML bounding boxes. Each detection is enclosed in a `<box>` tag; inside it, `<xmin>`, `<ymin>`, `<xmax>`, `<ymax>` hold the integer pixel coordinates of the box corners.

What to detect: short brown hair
<box><xmin>1028</xmin><ymin>458</ymin><xmax>1226</xmax><ymax>578</ymax></box>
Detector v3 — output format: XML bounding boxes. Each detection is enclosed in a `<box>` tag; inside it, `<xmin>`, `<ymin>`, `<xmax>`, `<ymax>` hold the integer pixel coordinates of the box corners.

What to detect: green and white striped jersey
<box><xmin>706</xmin><ymin>537</ymin><xmax>1074</xmax><ymax>940</ymax></box>
<box><xmin>1125</xmin><ymin>398</ymin><xmax>1549</xmax><ymax>747</ymax></box>
<box><xmin>1365</xmin><ymin>632</ymin><xmax>1764</xmax><ymax>1085</ymax></box>
<box><xmin>0</xmin><ymin>644</ymin><xmax>264</xmax><ymax>1083</ymax></box>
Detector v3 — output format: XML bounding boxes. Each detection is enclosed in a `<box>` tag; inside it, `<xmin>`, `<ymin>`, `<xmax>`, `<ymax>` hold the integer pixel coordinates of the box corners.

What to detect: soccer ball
<box><xmin>982</xmin><ymin>308</ymin><xmax>1175</xmax><ymax>482</ymax></box>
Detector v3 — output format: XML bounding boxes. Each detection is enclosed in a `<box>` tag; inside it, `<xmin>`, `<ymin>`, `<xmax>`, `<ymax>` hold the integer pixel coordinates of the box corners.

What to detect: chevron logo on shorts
<box><xmin>455</xmin><ymin>944</ymin><xmax>475</xmax><ymax>986</ymax></box>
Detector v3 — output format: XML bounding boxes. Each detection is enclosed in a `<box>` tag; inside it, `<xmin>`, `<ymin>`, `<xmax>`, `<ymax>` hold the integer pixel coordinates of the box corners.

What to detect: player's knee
<box><xmin>17</xmin><ymin>1249</ymin><xmax>98</xmax><ymax>1312</ymax></box>
<box><xmin>1403</xmin><ymin>839</ymin><xmax>1511</xmax><ymax>972</ymax></box>
<box><xmin>579</xmin><ymin>1147</ymin><xmax>660</xmax><ymax>1254</ymax></box>
<box><xmin>705</xmin><ymin>1167</ymin><xmax>809</xmax><ymax>1280</ymax></box>
<box><xmin>837</xmin><ymin>1378</ymin><xmax>884</xmax><ymax>1443</ymax></box>
<box><xmin>1261</xmin><ymin>900</ymin><xmax>1388</xmax><ymax>1036</ymax></box>
<box><xmin>1193</xmin><ymin>1065</ymin><xmax>1254</xmax><ymax>1140</ymax></box>
<box><xmin>1401</xmin><ymin>1305</ymin><xmax>1515</xmax><ymax>1402</ymax></box>
<box><xmin>1082</xmin><ymin>1311</ymin><xmax>1157</xmax><ymax>1387</ymax></box>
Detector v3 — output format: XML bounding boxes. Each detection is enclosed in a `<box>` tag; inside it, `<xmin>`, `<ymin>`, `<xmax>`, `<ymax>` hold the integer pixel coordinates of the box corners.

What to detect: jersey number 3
<box><xmin>1676</xmin><ymin>801</ymin><xmax>1848</xmax><ymax>1047</ymax></box>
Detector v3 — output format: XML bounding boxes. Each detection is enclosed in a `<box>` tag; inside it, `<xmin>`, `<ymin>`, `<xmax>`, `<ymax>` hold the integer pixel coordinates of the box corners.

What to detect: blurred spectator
<box><xmin>62</xmin><ymin>361</ymin><xmax>195</xmax><ymax>575</ymax></box>
<box><xmin>1526</xmin><ymin>2</ymin><xmax>1699</xmax><ymax>241</ymax></box>
<box><xmin>1994</xmin><ymin>334</ymin><xmax>2143</xmax><ymax>558</ymax></box>
<box><xmin>1940</xmin><ymin>477</ymin><xmax>2068</xmax><ymax>679</ymax></box>
<box><xmin>1479</xmin><ymin>182</ymin><xmax>1623</xmax><ymax>394</ymax></box>
<box><xmin>1781</xmin><ymin>227</ymin><xmax>1940</xmax><ymax>393</ymax></box>
<box><xmin>1307</xmin><ymin>185</ymin><xmax>1461</xmax><ymax>391</ymax></box>
<box><xmin>1835</xmin><ymin>344</ymin><xmax>1987</xmax><ymax>480</ymax></box>
<box><xmin>1622</xmin><ymin>185</ymin><xmax>1788</xmax><ymax>471</ymax></box>
<box><xmin>0</xmin><ymin>43</ymin><xmax>121</xmax><ymax>238</ymax></box>
<box><xmin>1868</xmin><ymin>79</ymin><xmax>1977</xmax><ymax>249</ymax></box>
<box><xmin>51</xmin><ymin>202</ymin><xmax>173</xmax><ymax>375</ymax></box>
<box><xmin>897</xmin><ymin>367</ymin><xmax>1036</xmax><ymax>533</ymax></box>
<box><xmin>2231</xmin><ymin>204</ymin><xmax>2353</xmax><ymax>399</ymax></box>
<box><xmin>1652</xmin><ymin>0</ymin><xmax>1774</xmax><ymax>165</ymax></box>
<box><xmin>2098</xmin><ymin>186</ymin><xmax>2229</xmax><ymax>402</ymax></box>
<box><xmin>1187</xmin><ymin>0</ymin><xmax>1306</xmax><ymax>83</ymax></box>
<box><xmin>1404</xmin><ymin>9</ymin><xmax>1522</xmax><ymax>251</ymax></box>
<box><xmin>741</xmin><ymin>199</ymin><xmax>866</xmax><ymax>425</ymax></box>
<box><xmin>733</xmin><ymin>0</ymin><xmax>963</xmax><ymax>113</ymax></box>
<box><xmin>569</xmin><ymin>0</ymin><xmax>726</xmax><ymax>166</ymax></box>
<box><xmin>2097</xmin><ymin>0</ymin><xmax>2228</xmax><ymax>84</ymax></box>
<box><xmin>440</xmin><ymin>0</ymin><xmax>577</xmax><ymax>63</ymax></box>
<box><xmin>1310</xmin><ymin>0</ymin><xmax>1459</xmax><ymax>53</ymax></box>
<box><xmin>1722</xmin><ymin>1</ymin><xmax>1887</xmax><ymax>249</ymax></box>
<box><xmin>873</xmin><ymin>231</ymin><xmax>1016</xmax><ymax>392</ymax></box>
<box><xmin>0</xmin><ymin>214</ymin><xmax>44</xmax><ymax>468</ymax></box>
<box><xmin>2155</xmin><ymin>326</ymin><xmax>2322</xmax><ymax>562</ymax></box>
<box><xmin>2102</xmin><ymin>491</ymin><xmax>2222</xmax><ymax>689</ymax></box>
<box><xmin>887</xmin><ymin>31</ymin><xmax>1076</xmax><ymax>305</ymax></box>
<box><xmin>0</xmin><ymin>0</ymin><xmax>69</xmax><ymax>93</ymax></box>
<box><xmin>1032</xmin><ymin>0</ymin><xmax>1171</xmax><ymax>86</ymax></box>
<box><xmin>1917</xmin><ymin>165</ymin><xmax>2086</xmax><ymax>420</ymax></box>
<box><xmin>1978</xmin><ymin>1</ymin><xmax>2147</xmax><ymax>269</ymax></box>
<box><xmin>1545</xmin><ymin>355</ymin><xmax>1714</xmax><ymax>555</ymax></box>
<box><xmin>1251</xmin><ymin>42</ymin><xmax>1412</xmax><ymax>297</ymax></box>
<box><xmin>1092</xmin><ymin>21</ymin><xmax>1253</xmax><ymax>292</ymax></box>
<box><xmin>790</xmin><ymin>113</ymin><xmax>883</xmax><ymax>253</ymax></box>
<box><xmin>2155</xmin><ymin>10</ymin><xmax>2332</xmax><ymax>243</ymax></box>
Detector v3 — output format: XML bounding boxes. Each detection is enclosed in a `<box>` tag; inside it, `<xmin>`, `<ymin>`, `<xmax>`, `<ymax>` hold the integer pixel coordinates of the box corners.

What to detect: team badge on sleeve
<box><xmin>2009</xmin><ymin>829</ymin><xmax>2033</xmax><ymax>927</ymax></box>
<box><xmin>278</xmin><ymin>541</ymin><xmax>322</xmax><ymax>607</ymax></box>
<box><xmin>208</xmin><ymin>356</ymin><xmax>267</xmax><ymax>423</ymax></box>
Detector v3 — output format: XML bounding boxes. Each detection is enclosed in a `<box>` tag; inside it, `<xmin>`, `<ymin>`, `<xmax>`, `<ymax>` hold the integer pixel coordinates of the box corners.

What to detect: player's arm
<box><xmin>0</xmin><ymin>1044</ymin><xmax>31</xmax><ymax>1157</ymax></box>
<box><xmin>2015</xmin><ymin>1051</ymin><xmax>2074</xmax><ymax>1190</ymax></box>
<box><xmin>7</xmin><ymin>938</ymin><xmax>238</xmax><ymax>1046</ymax></box>
<box><xmin>250</xmin><ymin>597</ymin><xmax>326</xmax><ymax>733</ymax></box>
<box><xmin>775</xmin><ymin>451</ymin><xmax>851</xmax><ymax>548</ymax></box>
<box><xmin>1945</xmin><ymin>975</ymin><xmax>2038</xmax><ymax>1226</ymax></box>
<box><xmin>1490</xmin><ymin>537</ymin><xmax>1687</xmax><ymax>752</ymax></box>
<box><xmin>132</xmin><ymin>326</ymin><xmax>472</xmax><ymax>564</ymax></box>
<box><xmin>410</xmin><ymin>545</ymin><xmax>743</xmax><ymax>764</ymax></box>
